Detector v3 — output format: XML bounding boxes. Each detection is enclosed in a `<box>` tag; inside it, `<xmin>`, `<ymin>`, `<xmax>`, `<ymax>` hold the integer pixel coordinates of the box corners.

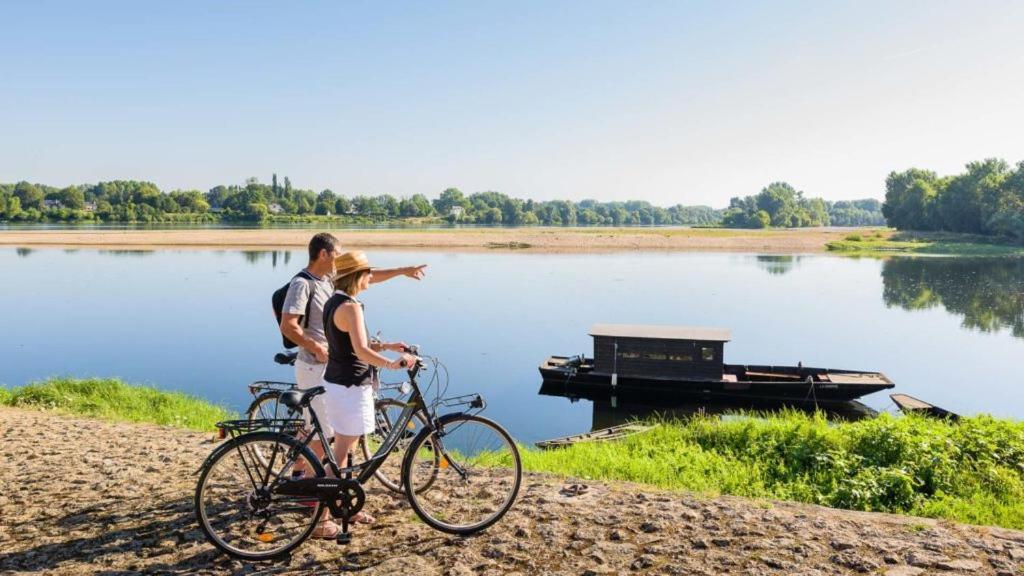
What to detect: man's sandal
<box><xmin>311</xmin><ymin>520</ymin><xmax>340</xmax><ymax>539</ymax></box>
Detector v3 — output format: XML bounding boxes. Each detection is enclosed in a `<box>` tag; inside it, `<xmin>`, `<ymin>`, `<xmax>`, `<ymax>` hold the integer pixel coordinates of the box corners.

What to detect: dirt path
<box><xmin>2</xmin><ymin>406</ymin><xmax>1022</xmax><ymax>575</ymax></box>
<box><xmin>0</xmin><ymin>227</ymin><xmax>861</xmax><ymax>253</ymax></box>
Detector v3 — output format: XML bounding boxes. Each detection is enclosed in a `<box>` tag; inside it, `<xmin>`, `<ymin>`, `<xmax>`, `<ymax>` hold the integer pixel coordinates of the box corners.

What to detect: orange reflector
<box><xmin>407</xmin><ymin>422</ymin><xmax>415</xmax><ymax>430</ymax></box>
<box><xmin>217</xmin><ymin>428</ymin><xmax>226</xmax><ymax>440</ymax></box>
<box><xmin>439</xmin><ymin>458</ymin><xmax>449</xmax><ymax>469</ymax></box>
<box><xmin>257</xmin><ymin>533</ymin><xmax>274</xmax><ymax>543</ymax></box>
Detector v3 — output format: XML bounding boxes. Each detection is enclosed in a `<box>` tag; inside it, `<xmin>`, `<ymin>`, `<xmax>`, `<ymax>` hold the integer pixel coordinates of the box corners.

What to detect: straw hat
<box><xmin>333</xmin><ymin>250</ymin><xmax>372</xmax><ymax>277</ymax></box>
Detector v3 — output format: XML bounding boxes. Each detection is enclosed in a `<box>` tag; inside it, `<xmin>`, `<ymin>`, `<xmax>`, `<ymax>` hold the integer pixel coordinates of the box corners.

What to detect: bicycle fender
<box><xmin>196</xmin><ymin>435</ymin><xmax>242</xmax><ymax>475</ymax></box>
<box><xmin>194</xmin><ymin>431</ymin><xmax>319</xmax><ymax>476</ymax></box>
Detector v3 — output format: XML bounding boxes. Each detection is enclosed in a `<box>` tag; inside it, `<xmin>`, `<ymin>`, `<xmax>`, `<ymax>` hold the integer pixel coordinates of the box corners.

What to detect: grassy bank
<box><xmin>827</xmin><ymin>229</ymin><xmax>1024</xmax><ymax>256</ymax></box>
<box><xmin>524</xmin><ymin>411</ymin><xmax>1024</xmax><ymax>530</ymax></box>
<box><xmin>0</xmin><ymin>378</ymin><xmax>235</xmax><ymax>431</ymax></box>
<box><xmin>5</xmin><ymin>379</ymin><xmax>1022</xmax><ymax>530</ymax></box>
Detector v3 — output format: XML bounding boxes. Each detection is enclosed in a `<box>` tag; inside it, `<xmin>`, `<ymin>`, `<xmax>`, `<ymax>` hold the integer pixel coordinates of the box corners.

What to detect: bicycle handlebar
<box><xmin>274</xmin><ymin>351</ymin><xmax>298</xmax><ymax>366</ymax></box>
<box><xmin>275</xmin><ymin>345</ymin><xmax>420</xmax><ymax>369</ymax></box>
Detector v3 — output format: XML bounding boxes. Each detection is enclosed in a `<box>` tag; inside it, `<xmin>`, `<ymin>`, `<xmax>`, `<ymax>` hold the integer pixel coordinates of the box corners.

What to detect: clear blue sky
<box><xmin>2</xmin><ymin>1</ymin><xmax>1022</xmax><ymax>207</ymax></box>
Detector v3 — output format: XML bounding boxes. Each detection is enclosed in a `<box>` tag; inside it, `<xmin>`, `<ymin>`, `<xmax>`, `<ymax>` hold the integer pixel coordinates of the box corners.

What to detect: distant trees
<box><xmin>883</xmin><ymin>159</ymin><xmax>1024</xmax><ymax>241</ymax></box>
<box><xmin>1</xmin><ymin>174</ymin><xmax>889</xmax><ymax>229</ymax></box>
<box><xmin>13</xmin><ymin>182</ymin><xmax>44</xmax><ymax>211</ymax></box>
<box><xmin>721</xmin><ymin>182</ymin><xmax>830</xmax><ymax>228</ymax></box>
<box><xmin>828</xmin><ymin>199</ymin><xmax>886</xmax><ymax>226</ymax></box>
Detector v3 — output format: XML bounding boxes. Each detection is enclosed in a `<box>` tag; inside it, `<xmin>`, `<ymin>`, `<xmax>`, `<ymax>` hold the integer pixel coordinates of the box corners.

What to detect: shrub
<box><xmin>2</xmin><ymin>378</ymin><xmax>234</xmax><ymax>431</ymax></box>
<box><xmin>524</xmin><ymin>411</ymin><xmax>1024</xmax><ymax>529</ymax></box>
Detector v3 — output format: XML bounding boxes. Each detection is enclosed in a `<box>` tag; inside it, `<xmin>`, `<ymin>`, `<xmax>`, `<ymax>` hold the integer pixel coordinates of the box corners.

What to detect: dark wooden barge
<box><xmin>539</xmin><ymin>324</ymin><xmax>895</xmax><ymax>406</ymax></box>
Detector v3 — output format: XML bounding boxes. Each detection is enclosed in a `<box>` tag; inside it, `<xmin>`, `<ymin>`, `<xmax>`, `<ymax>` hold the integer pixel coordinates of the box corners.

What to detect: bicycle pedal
<box><xmin>336</xmin><ymin>531</ymin><xmax>351</xmax><ymax>545</ymax></box>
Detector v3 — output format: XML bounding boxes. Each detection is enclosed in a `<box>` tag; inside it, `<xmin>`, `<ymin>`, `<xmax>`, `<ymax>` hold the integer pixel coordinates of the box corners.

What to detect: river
<box><xmin>1</xmin><ymin>248</ymin><xmax>1020</xmax><ymax>443</ymax></box>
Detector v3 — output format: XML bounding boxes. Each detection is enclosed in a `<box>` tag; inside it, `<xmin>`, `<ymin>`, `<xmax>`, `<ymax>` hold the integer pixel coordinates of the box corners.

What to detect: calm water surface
<box><xmin>1</xmin><ymin>248</ymin><xmax>1021</xmax><ymax>443</ymax></box>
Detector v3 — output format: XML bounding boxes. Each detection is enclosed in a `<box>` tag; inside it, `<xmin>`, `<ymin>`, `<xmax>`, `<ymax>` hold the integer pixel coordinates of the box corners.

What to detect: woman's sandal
<box><xmin>311</xmin><ymin>520</ymin><xmax>341</xmax><ymax>539</ymax></box>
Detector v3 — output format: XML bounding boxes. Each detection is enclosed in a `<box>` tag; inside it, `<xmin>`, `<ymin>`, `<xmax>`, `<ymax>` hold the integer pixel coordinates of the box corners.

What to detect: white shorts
<box><xmin>319</xmin><ymin>380</ymin><xmax>376</xmax><ymax>437</ymax></box>
<box><xmin>294</xmin><ymin>358</ymin><xmax>333</xmax><ymax>436</ymax></box>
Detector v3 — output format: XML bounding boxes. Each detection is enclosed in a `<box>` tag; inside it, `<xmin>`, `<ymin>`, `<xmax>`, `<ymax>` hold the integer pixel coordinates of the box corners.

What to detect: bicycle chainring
<box><xmin>329</xmin><ymin>479</ymin><xmax>366</xmax><ymax>521</ymax></box>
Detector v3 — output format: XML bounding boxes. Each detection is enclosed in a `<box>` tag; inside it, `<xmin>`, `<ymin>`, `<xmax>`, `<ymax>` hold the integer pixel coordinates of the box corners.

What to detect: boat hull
<box><xmin>539</xmin><ymin>357</ymin><xmax>894</xmax><ymax>406</ymax></box>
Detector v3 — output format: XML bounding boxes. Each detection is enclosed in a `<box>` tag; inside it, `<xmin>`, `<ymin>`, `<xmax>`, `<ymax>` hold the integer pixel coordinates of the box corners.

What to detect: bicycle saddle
<box><xmin>280</xmin><ymin>386</ymin><xmax>326</xmax><ymax>410</ymax></box>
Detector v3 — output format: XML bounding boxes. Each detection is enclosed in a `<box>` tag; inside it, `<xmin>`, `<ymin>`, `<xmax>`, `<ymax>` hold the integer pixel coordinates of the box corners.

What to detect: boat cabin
<box><xmin>590</xmin><ymin>324</ymin><xmax>730</xmax><ymax>380</ymax></box>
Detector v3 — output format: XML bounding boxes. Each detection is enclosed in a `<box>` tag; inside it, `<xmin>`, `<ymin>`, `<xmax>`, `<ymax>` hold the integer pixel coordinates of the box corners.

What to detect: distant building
<box><xmin>268</xmin><ymin>203</ymin><xmax>285</xmax><ymax>215</ymax></box>
<box><xmin>43</xmin><ymin>199</ymin><xmax>64</xmax><ymax>209</ymax></box>
<box><xmin>449</xmin><ymin>205</ymin><xmax>465</xmax><ymax>217</ymax></box>
<box><xmin>83</xmin><ymin>202</ymin><xmax>97</xmax><ymax>212</ymax></box>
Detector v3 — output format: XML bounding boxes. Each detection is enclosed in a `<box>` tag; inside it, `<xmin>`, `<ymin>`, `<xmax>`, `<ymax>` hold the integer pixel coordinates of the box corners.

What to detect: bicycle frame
<box><xmin>223</xmin><ymin>356</ymin><xmax>486</xmax><ymax>502</ymax></box>
<box><xmin>302</xmin><ymin>360</ymin><xmax>436</xmax><ymax>483</ymax></box>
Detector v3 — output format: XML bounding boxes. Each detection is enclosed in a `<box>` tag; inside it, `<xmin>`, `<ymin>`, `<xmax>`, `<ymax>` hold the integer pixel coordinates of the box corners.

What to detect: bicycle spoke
<box><xmin>196</xmin><ymin>435</ymin><xmax>322</xmax><ymax>559</ymax></box>
<box><xmin>405</xmin><ymin>415</ymin><xmax>520</xmax><ymax>534</ymax></box>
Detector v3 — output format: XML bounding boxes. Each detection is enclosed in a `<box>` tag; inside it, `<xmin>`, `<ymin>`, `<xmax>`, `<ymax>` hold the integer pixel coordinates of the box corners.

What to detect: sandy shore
<box><xmin>2</xmin><ymin>406</ymin><xmax>1022</xmax><ymax>575</ymax></box>
<box><xmin>0</xmin><ymin>227</ymin><xmax>866</xmax><ymax>253</ymax></box>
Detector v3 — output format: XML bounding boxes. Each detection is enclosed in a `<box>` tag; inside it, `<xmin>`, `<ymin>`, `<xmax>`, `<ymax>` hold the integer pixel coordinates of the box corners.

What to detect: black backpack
<box><xmin>272</xmin><ymin>270</ymin><xmax>317</xmax><ymax>349</ymax></box>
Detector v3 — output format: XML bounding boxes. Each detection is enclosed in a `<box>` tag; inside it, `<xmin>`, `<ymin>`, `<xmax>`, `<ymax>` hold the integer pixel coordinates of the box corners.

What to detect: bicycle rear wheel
<box><xmin>195</xmin><ymin>432</ymin><xmax>324</xmax><ymax>560</ymax></box>
<box><xmin>402</xmin><ymin>414</ymin><xmax>521</xmax><ymax>534</ymax></box>
<box><xmin>245</xmin><ymin>392</ymin><xmax>309</xmax><ymax>468</ymax></box>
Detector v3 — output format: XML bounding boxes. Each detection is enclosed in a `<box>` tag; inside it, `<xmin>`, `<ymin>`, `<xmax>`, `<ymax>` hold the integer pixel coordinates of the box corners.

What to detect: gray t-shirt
<box><xmin>282</xmin><ymin>269</ymin><xmax>334</xmax><ymax>365</ymax></box>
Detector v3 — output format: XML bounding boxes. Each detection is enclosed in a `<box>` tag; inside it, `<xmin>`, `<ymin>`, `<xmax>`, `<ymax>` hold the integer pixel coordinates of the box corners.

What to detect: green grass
<box><xmin>0</xmin><ymin>377</ymin><xmax>235</xmax><ymax>431</ymax></box>
<box><xmin>521</xmin><ymin>410</ymin><xmax>1024</xmax><ymax>530</ymax></box>
<box><xmin>6</xmin><ymin>378</ymin><xmax>1023</xmax><ymax>530</ymax></box>
<box><xmin>828</xmin><ymin>230</ymin><xmax>1024</xmax><ymax>256</ymax></box>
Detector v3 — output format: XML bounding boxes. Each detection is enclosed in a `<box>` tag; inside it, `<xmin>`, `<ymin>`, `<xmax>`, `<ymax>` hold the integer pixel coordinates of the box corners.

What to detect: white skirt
<box><xmin>318</xmin><ymin>380</ymin><xmax>376</xmax><ymax>437</ymax></box>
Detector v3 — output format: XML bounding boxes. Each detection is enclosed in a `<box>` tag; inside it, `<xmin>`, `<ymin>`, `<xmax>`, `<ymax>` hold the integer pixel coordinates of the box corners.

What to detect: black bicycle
<box><xmin>244</xmin><ymin>350</ymin><xmax>434</xmax><ymax>493</ymax></box>
<box><xmin>194</xmin><ymin>347</ymin><xmax>522</xmax><ymax>560</ymax></box>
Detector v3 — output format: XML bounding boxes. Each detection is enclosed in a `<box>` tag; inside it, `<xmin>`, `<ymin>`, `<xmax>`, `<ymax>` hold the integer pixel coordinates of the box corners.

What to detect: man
<box><xmin>280</xmin><ymin>231</ymin><xmax>425</xmax><ymax>432</ymax></box>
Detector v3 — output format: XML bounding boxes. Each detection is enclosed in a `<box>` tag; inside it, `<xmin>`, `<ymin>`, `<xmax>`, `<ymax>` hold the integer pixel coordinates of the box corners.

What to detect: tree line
<box><xmin>720</xmin><ymin>182</ymin><xmax>884</xmax><ymax>228</ymax></box>
<box><xmin>882</xmin><ymin>159</ymin><xmax>1024</xmax><ymax>242</ymax></box>
<box><xmin>0</xmin><ymin>174</ymin><xmax>882</xmax><ymax>227</ymax></box>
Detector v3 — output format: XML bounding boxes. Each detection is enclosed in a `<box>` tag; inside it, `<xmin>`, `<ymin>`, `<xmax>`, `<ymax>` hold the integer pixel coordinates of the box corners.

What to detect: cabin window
<box><xmin>618</xmin><ymin>351</ymin><xmax>641</xmax><ymax>359</ymax></box>
<box><xmin>668</xmin><ymin>354</ymin><xmax>693</xmax><ymax>362</ymax></box>
<box><xmin>701</xmin><ymin>347</ymin><xmax>715</xmax><ymax>361</ymax></box>
<box><xmin>645</xmin><ymin>353</ymin><xmax>667</xmax><ymax>361</ymax></box>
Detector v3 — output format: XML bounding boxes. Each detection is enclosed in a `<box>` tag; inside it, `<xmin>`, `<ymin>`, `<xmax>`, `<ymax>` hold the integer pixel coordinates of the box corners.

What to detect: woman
<box><xmin>314</xmin><ymin>250</ymin><xmax>415</xmax><ymax>536</ymax></box>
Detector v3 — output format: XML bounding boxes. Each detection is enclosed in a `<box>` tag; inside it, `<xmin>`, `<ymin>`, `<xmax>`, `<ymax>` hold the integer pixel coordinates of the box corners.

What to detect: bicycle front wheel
<box><xmin>246</xmin><ymin>391</ymin><xmax>295</xmax><ymax>421</ymax></box>
<box><xmin>195</xmin><ymin>432</ymin><xmax>324</xmax><ymax>560</ymax></box>
<box><xmin>402</xmin><ymin>414</ymin><xmax>521</xmax><ymax>534</ymax></box>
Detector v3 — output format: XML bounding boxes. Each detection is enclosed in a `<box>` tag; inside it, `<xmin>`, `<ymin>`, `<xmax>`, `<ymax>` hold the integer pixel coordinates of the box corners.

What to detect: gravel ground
<box><xmin>2</xmin><ymin>406</ymin><xmax>1023</xmax><ymax>575</ymax></box>
<box><xmin>0</xmin><ymin>227</ymin><xmax>857</xmax><ymax>253</ymax></box>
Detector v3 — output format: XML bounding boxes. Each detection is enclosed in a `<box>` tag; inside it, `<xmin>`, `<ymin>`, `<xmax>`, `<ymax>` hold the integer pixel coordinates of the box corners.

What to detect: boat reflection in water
<box><xmin>539</xmin><ymin>380</ymin><xmax>880</xmax><ymax>436</ymax></box>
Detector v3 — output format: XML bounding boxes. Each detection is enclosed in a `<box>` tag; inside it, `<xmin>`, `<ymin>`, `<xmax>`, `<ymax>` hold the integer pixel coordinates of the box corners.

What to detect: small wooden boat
<box><xmin>535</xmin><ymin>423</ymin><xmax>654</xmax><ymax>450</ymax></box>
<box><xmin>539</xmin><ymin>324</ymin><xmax>895</xmax><ymax>406</ymax></box>
<box><xmin>890</xmin><ymin>393</ymin><xmax>959</xmax><ymax>420</ymax></box>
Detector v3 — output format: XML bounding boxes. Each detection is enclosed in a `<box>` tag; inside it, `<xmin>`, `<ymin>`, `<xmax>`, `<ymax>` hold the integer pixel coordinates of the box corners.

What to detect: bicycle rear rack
<box><xmin>248</xmin><ymin>380</ymin><xmax>297</xmax><ymax>395</ymax></box>
<box><xmin>438</xmin><ymin>393</ymin><xmax>486</xmax><ymax>414</ymax></box>
<box><xmin>215</xmin><ymin>418</ymin><xmax>305</xmax><ymax>440</ymax></box>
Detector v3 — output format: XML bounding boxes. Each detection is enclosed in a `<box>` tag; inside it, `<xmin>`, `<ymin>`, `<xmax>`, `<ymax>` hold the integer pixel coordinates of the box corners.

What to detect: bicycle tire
<box><xmin>195</xmin><ymin>431</ymin><xmax>325</xmax><ymax>560</ymax></box>
<box><xmin>401</xmin><ymin>413</ymin><xmax>521</xmax><ymax>535</ymax></box>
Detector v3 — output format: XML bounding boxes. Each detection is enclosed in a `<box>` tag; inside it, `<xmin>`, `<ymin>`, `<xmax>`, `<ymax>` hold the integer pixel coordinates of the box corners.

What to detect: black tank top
<box><xmin>322</xmin><ymin>291</ymin><xmax>375</xmax><ymax>387</ymax></box>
